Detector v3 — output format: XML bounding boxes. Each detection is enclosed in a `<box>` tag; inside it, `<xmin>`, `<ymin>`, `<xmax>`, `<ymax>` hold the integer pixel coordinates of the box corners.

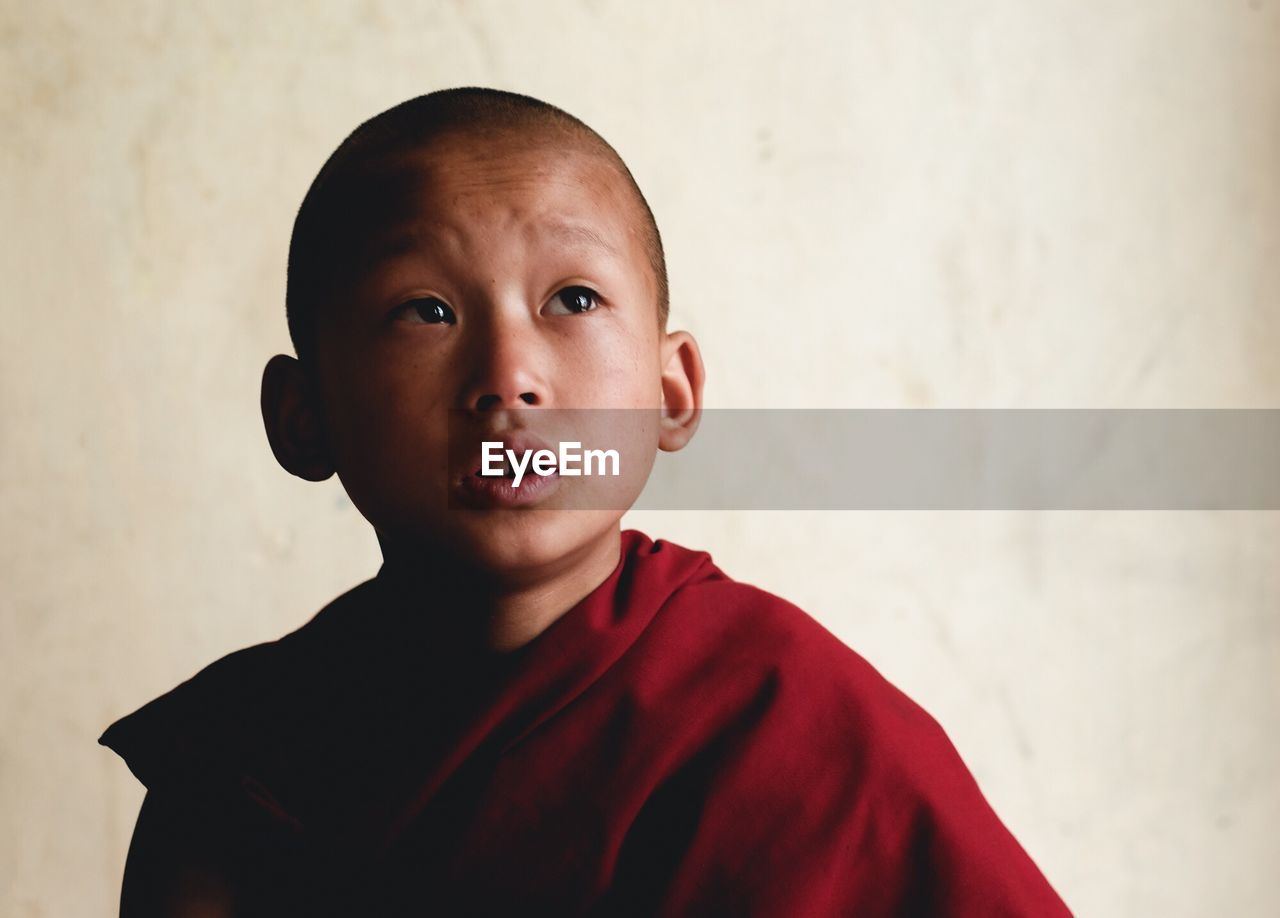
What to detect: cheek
<box><xmin>323</xmin><ymin>357</ymin><xmax>449</xmax><ymax>469</ymax></box>
<box><xmin>323</xmin><ymin>372</ymin><xmax>455</xmax><ymax>537</ymax></box>
<box><xmin>559</xmin><ymin>322</ymin><xmax>661</xmax><ymax>409</ymax></box>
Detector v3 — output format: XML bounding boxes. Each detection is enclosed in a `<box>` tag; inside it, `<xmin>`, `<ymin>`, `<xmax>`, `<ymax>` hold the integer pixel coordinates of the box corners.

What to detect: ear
<box><xmin>260</xmin><ymin>355</ymin><xmax>335</xmax><ymax>481</ymax></box>
<box><xmin>657</xmin><ymin>330</ymin><xmax>705</xmax><ymax>452</ymax></box>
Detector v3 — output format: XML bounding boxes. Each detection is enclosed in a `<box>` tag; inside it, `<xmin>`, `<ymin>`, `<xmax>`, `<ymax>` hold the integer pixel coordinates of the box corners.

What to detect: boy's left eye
<box><xmin>545</xmin><ymin>285</ymin><xmax>601</xmax><ymax>315</ymax></box>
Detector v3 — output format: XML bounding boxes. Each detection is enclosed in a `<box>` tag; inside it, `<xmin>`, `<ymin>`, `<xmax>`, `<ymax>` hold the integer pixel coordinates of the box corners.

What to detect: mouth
<box><xmin>451</xmin><ymin>431</ymin><xmax>563</xmax><ymax>509</ymax></box>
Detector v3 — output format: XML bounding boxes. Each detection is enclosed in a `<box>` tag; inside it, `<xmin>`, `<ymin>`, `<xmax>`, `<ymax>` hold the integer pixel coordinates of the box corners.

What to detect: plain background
<box><xmin>4</xmin><ymin>1</ymin><xmax>1278</xmax><ymax>915</ymax></box>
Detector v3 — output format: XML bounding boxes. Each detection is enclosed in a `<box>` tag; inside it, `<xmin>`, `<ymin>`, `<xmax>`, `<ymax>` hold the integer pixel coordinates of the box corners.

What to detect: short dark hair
<box><xmin>285</xmin><ymin>87</ymin><xmax>669</xmax><ymax>369</ymax></box>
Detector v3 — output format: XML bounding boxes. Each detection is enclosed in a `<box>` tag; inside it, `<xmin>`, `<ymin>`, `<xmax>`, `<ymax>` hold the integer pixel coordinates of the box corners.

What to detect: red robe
<box><xmin>102</xmin><ymin>530</ymin><xmax>1071</xmax><ymax>915</ymax></box>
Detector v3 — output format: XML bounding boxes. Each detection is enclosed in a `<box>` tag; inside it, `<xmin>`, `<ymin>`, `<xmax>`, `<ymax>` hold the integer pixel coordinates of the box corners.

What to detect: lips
<box><xmin>451</xmin><ymin>430</ymin><xmax>563</xmax><ymax>509</ymax></box>
<box><xmin>469</xmin><ymin>431</ymin><xmax>556</xmax><ymax>477</ymax></box>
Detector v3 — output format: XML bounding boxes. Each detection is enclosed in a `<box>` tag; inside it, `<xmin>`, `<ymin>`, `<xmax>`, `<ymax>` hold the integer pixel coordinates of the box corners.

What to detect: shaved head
<box><xmin>286</xmin><ymin>88</ymin><xmax>669</xmax><ymax>368</ymax></box>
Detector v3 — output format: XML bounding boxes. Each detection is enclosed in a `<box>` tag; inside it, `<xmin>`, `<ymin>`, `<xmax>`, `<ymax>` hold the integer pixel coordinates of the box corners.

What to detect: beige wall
<box><xmin>4</xmin><ymin>1</ymin><xmax>1278</xmax><ymax>914</ymax></box>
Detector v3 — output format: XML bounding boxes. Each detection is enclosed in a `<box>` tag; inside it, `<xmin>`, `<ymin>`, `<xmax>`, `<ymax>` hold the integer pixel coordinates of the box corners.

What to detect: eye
<box><xmin>545</xmin><ymin>285</ymin><xmax>601</xmax><ymax>316</ymax></box>
<box><xmin>395</xmin><ymin>296</ymin><xmax>456</xmax><ymax>325</ymax></box>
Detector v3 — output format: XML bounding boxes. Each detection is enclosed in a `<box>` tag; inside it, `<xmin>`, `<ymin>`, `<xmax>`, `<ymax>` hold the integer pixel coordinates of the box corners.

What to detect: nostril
<box><xmin>473</xmin><ymin>392</ymin><xmax>538</xmax><ymax>411</ymax></box>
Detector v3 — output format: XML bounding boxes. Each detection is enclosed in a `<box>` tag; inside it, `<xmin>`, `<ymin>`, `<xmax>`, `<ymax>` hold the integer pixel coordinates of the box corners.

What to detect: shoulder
<box><xmin>623</xmin><ymin>539</ymin><xmax>1071</xmax><ymax>913</ymax></box>
<box><xmin>99</xmin><ymin>577</ymin><xmax>380</xmax><ymax>792</ymax></box>
<box><xmin>674</xmin><ymin>575</ymin><xmax>990</xmax><ymax>837</ymax></box>
<box><xmin>625</xmin><ymin>537</ymin><xmax>964</xmax><ymax>811</ymax></box>
<box><xmin>639</xmin><ymin>546</ymin><xmax>936</xmax><ymax>748</ymax></box>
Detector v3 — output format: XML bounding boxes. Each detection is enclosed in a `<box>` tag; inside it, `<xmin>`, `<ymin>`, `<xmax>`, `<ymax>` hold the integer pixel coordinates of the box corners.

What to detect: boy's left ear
<box><xmin>658</xmin><ymin>330</ymin><xmax>705</xmax><ymax>452</ymax></box>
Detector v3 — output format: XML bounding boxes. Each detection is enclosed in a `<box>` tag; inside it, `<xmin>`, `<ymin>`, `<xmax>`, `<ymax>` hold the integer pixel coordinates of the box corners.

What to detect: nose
<box><xmin>460</xmin><ymin>313</ymin><xmax>547</xmax><ymax>415</ymax></box>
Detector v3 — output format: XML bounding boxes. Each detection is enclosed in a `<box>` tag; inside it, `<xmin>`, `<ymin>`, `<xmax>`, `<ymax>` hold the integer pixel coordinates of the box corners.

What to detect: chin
<box><xmin>437</xmin><ymin>509</ymin><xmax>622</xmax><ymax>581</ymax></box>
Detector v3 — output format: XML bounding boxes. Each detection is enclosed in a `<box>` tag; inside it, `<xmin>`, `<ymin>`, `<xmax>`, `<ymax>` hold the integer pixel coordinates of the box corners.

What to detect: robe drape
<box><xmin>102</xmin><ymin>529</ymin><xmax>1071</xmax><ymax>916</ymax></box>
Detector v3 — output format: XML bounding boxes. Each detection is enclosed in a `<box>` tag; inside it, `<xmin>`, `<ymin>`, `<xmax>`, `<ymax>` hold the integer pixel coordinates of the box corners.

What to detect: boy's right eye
<box><xmin>395</xmin><ymin>297</ymin><xmax>457</xmax><ymax>325</ymax></box>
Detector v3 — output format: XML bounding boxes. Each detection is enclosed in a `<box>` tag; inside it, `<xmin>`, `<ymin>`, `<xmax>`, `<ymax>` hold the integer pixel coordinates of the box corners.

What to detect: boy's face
<box><xmin>280</xmin><ymin>133</ymin><xmax>701</xmax><ymax>579</ymax></box>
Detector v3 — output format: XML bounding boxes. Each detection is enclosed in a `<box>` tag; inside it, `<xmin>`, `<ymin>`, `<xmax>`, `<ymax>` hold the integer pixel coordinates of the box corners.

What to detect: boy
<box><xmin>101</xmin><ymin>88</ymin><xmax>1071</xmax><ymax>915</ymax></box>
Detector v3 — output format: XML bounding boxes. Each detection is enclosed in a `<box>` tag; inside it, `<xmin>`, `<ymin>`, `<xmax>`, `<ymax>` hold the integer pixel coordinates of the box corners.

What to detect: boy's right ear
<box><xmin>260</xmin><ymin>355</ymin><xmax>336</xmax><ymax>482</ymax></box>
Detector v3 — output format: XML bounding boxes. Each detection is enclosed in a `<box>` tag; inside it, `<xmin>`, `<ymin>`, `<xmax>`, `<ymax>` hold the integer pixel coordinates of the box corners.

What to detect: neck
<box><xmin>376</xmin><ymin>528</ymin><xmax>623</xmax><ymax>654</ymax></box>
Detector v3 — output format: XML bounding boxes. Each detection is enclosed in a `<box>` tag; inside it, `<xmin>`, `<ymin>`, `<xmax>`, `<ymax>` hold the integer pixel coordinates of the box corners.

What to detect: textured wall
<box><xmin>3</xmin><ymin>1</ymin><xmax>1278</xmax><ymax>915</ymax></box>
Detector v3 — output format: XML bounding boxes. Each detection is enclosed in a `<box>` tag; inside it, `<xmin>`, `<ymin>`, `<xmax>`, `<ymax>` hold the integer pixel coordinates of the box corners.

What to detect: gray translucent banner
<box><xmin>638</xmin><ymin>409</ymin><xmax>1280</xmax><ymax>510</ymax></box>
<box><xmin>446</xmin><ymin>410</ymin><xmax>1280</xmax><ymax>510</ymax></box>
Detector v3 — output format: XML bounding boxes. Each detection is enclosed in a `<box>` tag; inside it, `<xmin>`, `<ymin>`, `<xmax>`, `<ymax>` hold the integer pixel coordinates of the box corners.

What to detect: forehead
<box><xmin>340</xmin><ymin>138</ymin><xmax>650</xmax><ymax>277</ymax></box>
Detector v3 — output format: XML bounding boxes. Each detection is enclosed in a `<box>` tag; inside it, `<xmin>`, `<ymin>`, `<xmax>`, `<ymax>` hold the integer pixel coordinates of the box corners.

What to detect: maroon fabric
<box><xmin>101</xmin><ymin>529</ymin><xmax>1071</xmax><ymax>915</ymax></box>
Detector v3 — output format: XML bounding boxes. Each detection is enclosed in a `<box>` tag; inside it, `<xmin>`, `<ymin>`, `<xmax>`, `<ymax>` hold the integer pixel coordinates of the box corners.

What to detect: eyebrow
<box><xmin>357</xmin><ymin>230</ymin><xmax>421</xmax><ymax>267</ymax></box>
<box><xmin>541</xmin><ymin>220</ymin><xmax>621</xmax><ymax>257</ymax></box>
